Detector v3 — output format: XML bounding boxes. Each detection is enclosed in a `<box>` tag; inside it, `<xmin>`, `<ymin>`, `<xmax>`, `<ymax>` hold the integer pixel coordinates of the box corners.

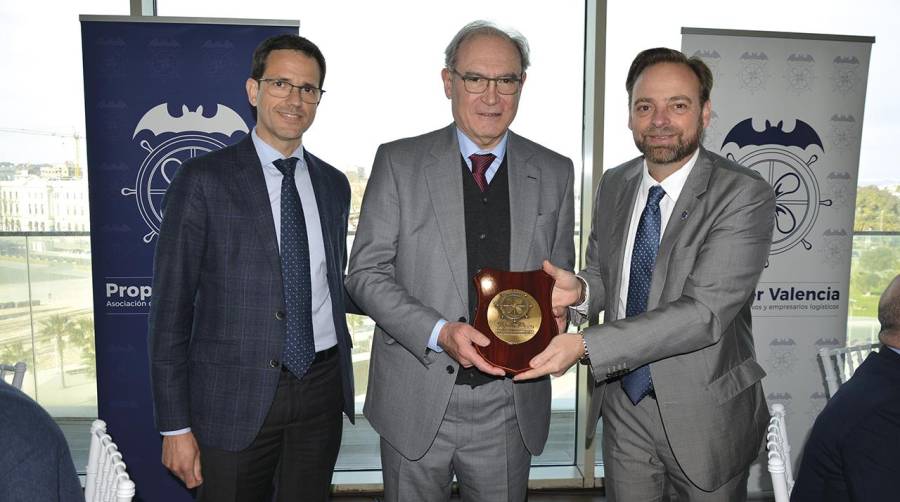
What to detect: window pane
<box><xmin>0</xmin><ymin>236</ymin><xmax>35</xmax><ymax>395</ymax></box>
<box><xmin>27</xmin><ymin>236</ymin><xmax>97</xmax><ymax>417</ymax></box>
<box><xmin>848</xmin><ymin>234</ymin><xmax>900</xmax><ymax>344</ymax></box>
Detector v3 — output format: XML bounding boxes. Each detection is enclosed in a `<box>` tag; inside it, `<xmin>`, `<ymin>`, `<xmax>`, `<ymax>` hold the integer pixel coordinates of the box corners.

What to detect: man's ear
<box><xmin>246</xmin><ymin>78</ymin><xmax>259</xmax><ymax>107</ymax></box>
<box><xmin>441</xmin><ymin>68</ymin><xmax>453</xmax><ymax>99</ymax></box>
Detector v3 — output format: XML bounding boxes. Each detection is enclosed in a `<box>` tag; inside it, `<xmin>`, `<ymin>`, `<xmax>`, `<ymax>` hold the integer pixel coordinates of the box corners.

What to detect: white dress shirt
<box><xmin>617</xmin><ymin>149</ymin><xmax>699</xmax><ymax>318</ymax></box>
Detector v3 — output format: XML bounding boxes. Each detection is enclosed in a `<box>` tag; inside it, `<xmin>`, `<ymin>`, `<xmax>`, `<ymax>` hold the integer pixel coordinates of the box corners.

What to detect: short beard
<box><xmin>636</xmin><ymin>121</ymin><xmax>704</xmax><ymax>165</ymax></box>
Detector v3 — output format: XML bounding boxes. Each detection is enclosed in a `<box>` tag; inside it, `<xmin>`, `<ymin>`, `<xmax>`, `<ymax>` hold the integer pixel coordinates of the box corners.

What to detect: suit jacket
<box><xmin>149</xmin><ymin>135</ymin><xmax>354</xmax><ymax>452</ymax></box>
<box><xmin>791</xmin><ymin>346</ymin><xmax>900</xmax><ymax>502</ymax></box>
<box><xmin>0</xmin><ymin>381</ymin><xmax>83</xmax><ymax>501</ymax></box>
<box><xmin>345</xmin><ymin>124</ymin><xmax>575</xmax><ymax>460</ymax></box>
<box><xmin>580</xmin><ymin>147</ymin><xmax>775</xmax><ymax>491</ymax></box>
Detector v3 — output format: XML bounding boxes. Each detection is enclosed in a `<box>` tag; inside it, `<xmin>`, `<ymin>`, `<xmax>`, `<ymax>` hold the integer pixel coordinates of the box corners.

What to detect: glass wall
<box><xmin>0</xmin><ymin>0</ymin><xmax>127</xmax><ymax>418</ymax></box>
<box><xmin>0</xmin><ymin>235</ymin><xmax>96</xmax><ymax>416</ymax></box>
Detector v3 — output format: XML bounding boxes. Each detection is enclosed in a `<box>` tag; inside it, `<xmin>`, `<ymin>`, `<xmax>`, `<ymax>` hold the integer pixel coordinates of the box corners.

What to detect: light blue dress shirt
<box><xmin>252</xmin><ymin>129</ymin><xmax>338</xmax><ymax>354</ymax></box>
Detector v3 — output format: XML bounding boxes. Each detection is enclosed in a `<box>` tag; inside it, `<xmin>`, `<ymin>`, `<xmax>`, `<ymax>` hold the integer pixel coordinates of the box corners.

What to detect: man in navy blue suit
<box><xmin>792</xmin><ymin>274</ymin><xmax>900</xmax><ymax>501</ymax></box>
<box><xmin>149</xmin><ymin>34</ymin><xmax>354</xmax><ymax>501</ymax></box>
<box><xmin>0</xmin><ymin>380</ymin><xmax>83</xmax><ymax>501</ymax></box>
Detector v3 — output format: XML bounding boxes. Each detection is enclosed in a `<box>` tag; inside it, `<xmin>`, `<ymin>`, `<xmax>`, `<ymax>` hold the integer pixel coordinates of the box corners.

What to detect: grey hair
<box><xmin>444</xmin><ymin>20</ymin><xmax>530</xmax><ymax>72</ymax></box>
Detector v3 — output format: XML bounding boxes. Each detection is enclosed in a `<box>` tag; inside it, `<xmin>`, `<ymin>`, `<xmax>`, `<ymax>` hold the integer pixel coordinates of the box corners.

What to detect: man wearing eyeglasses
<box><xmin>149</xmin><ymin>34</ymin><xmax>354</xmax><ymax>502</ymax></box>
<box><xmin>346</xmin><ymin>20</ymin><xmax>575</xmax><ymax>501</ymax></box>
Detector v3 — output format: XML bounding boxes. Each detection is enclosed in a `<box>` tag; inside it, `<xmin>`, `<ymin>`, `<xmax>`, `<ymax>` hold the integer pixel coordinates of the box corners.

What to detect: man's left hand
<box><xmin>513</xmin><ymin>333</ymin><xmax>584</xmax><ymax>381</ymax></box>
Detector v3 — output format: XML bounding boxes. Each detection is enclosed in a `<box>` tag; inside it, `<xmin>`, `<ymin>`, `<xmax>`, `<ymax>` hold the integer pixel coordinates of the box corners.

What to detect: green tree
<box><xmin>39</xmin><ymin>314</ymin><xmax>73</xmax><ymax>388</ymax></box>
<box><xmin>854</xmin><ymin>186</ymin><xmax>900</xmax><ymax>232</ymax></box>
<box><xmin>0</xmin><ymin>340</ymin><xmax>33</xmax><ymax>368</ymax></box>
<box><xmin>858</xmin><ymin>244</ymin><xmax>899</xmax><ymax>275</ymax></box>
<box><xmin>850</xmin><ymin>240</ymin><xmax>900</xmax><ymax>317</ymax></box>
<box><xmin>68</xmin><ymin>316</ymin><xmax>96</xmax><ymax>379</ymax></box>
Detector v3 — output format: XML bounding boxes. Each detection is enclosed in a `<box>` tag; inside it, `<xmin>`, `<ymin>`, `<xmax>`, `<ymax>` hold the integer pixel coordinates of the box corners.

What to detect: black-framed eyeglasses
<box><xmin>448</xmin><ymin>68</ymin><xmax>522</xmax><ymax>95</ymax></box>
<box><xmin>256</xmin><ymin>78</ymin><xmax>325</xmax><ymax>104</ymax></box>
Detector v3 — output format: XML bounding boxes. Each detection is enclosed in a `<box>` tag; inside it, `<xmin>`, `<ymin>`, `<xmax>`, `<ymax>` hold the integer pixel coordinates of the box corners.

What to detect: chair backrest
<box><xmin>0</xmin><ymin>361</ymin><xmax>27</xmax><ymax>389</ymax></box>
<box><xmin>766</xmin><ymin>403</ymin><xmax>793</xmax><ymax>502</ymax></box>
<box><xmin>85</xmin><ymin>419</ymin><xmax>136</xmax><ymax>502</ymax></box>
<box><xmin>818</xmin><ymin>343</ymin><xmax>879</xmax><ymax>398</ymax></box>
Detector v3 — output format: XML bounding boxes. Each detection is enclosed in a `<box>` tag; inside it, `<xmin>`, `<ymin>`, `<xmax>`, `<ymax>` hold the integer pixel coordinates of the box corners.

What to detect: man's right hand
<box><xmin>543</xmin><ymin>260</ymin><xmax>583</xmax><ymax>320</ymax></box>
<box><xmin>438</xmin><ymin>322</ymin><xmax>506</xmax><ymax>376</ymax></box>
<box><xmin>162</xmin><ymin>431</ymin><xmax>203</xmax><ymax>489</ymax></box>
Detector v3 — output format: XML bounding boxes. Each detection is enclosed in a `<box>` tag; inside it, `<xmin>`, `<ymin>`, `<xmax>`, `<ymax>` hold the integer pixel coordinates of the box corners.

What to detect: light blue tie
<box><xmin>274</xmin><ymin>157</ymin><xmax>315</xmax><ymax>379</ymax></box>
<box><xmin>622</xmin><ymin>185</ymin><xmax>666</xmax><ymax>405</ymax></box>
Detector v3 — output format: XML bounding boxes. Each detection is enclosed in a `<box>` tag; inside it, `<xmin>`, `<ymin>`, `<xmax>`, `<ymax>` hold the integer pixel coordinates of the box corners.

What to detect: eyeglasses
<box><xmin>449</xmin><ymin>68</ymin><xmax>522</xmax><ymax>95</ymax></box>
<box><xmin>256</xmin><ymin>78</ymin><xmax>325</xmax><ymax>104</ymax></box>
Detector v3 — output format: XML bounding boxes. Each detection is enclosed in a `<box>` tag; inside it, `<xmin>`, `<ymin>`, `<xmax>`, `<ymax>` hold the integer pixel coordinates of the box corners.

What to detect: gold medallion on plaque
<box><xmin>486</xmin><ymin>289</ymin><xmax>542</xmax><ymax>345</ymax></box>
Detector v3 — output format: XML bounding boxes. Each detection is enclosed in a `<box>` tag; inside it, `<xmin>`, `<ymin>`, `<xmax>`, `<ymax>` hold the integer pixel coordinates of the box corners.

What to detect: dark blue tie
<box><xmin>274</xmin><ymin>157</ymin><xmax>315</xmax><ymax>379</ymax></box>
<box><xmin>622</xmin><ymin>185</ymin><xmax>666</xmax><ymax>405</ymax></box>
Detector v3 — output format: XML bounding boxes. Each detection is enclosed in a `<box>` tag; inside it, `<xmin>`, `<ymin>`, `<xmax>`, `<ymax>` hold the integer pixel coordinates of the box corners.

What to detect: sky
<box><xmin>0</xmin><ymin>0</ymin><xmax>896</xmax><ymax>187</ymax></box>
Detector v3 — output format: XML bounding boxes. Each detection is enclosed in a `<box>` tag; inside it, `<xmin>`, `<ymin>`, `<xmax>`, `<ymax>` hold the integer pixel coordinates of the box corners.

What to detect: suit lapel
<box><xmin>648</xmin><ymin>149</ymin><xmax>712</xmax><ymax>309</ymax></box>
<box><xmin>425</xmin><ymin>126</ymin><xmax>468</xmax><ymax>307</ymax></box>
<box><xmin>507</xmin><ymin>132</ymin><xmax>539</xmax><ymax>270</ymax></box>
<box><xmin>609</xmin><ymin>160</ymin><xmax>642</xmax><ymax>320</ymax></box>
<box><xmin>232</xmin><ymin>136</ymin><xmax>282</xmax><ymax>276</ymax></box>
<box><xmin>305</xmin><ymin>151</ymin><xmax>338</xmax><ymax>280</ymax></box>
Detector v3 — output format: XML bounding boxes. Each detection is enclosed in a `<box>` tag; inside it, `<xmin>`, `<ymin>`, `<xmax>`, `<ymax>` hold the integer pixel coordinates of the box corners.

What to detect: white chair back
<box><xmin>85</xmin><ymin>419</ymin><xmax>136</xmax><ymax>502</ymax></box>
<box><xmin>0</xmin><ymin>361</ymin><xmax>27</xmax><ymax>389</ymax></box>
<box><xmin>818</xmin><ymin>343</ymin><xmax>879</xmax><ymax>398</ymax></box>
<box><xmin>766</xmin><ymin>403</ymin><xmax>793</xmax><ymax>502</ymax></box>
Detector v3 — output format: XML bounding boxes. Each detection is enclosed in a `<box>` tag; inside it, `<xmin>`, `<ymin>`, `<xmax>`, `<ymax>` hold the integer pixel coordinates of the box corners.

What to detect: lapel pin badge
<box><xmin>681</xmin><ymin>211</ymin><xmax>689</xmax><ymax>220</ymax></box>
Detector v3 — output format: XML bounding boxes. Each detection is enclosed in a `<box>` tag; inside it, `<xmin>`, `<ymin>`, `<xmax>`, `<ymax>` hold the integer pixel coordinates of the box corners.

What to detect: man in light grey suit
<box><xmin>517</xmin><ymin>48</ymin><xmax>775</xmax><ymax>501</ymax></box>
<box><xmin>346</xmin><ymin>20</ymin><xmax>574</xmax><ymax>501</ymax></box>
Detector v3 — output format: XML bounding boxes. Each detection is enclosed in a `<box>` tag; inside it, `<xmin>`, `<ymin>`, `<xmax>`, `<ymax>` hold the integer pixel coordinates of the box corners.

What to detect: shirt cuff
<box><xmin>161</xmin><ymin>427</ymin><xmax>191</xmax><ymax>436</ymax></box>
<box><xmin>428</xmin><ymin>319</ymin><xmax>447</xmax><ymax>353</ymax></box>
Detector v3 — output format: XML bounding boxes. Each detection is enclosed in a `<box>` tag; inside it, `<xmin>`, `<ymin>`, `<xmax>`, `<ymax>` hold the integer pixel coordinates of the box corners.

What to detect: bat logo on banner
<box><xmin>721</xmin><ymin>117</ymin><xmax>831</xmax><ymax>259</ymax></box>
<box><xmin>132</xmin><ymin>103</ymin><xmax>248</xmax><ymax>138</ymax></box>
<box><xmin>123</xmin><ymin>102</ymin><xmax>249</xmax><ymax>243</ymax></box>
<box><xmin>722</xmin><ymin>118</ymin><xmax>823</xmax><ymax>150</ymax></box>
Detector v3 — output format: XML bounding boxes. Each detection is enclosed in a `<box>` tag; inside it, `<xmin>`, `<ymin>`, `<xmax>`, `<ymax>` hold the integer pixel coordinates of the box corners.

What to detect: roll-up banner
<box><xmin>681</xmin><ymin>28</ymin><xmax>874</xmax><ymax>491</ymax></box>
<box><xmin>81</xmin><ymin>16</ymin><xmax>297</xmax><ymax>500</ymax></box>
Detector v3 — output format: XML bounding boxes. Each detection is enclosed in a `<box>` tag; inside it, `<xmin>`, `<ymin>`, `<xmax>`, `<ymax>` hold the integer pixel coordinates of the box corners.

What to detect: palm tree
<box><xmin>68</xmin><ymin>316</ymin><xmax>96</xmax><ymax>378</ymax></box>
<box><xmin>0</xmin><ymin>340</ymin><xmax>33</xmax><ymax>370</ymax></box>
<box><xmin>39</xmin><ymin>314</ymin><xmax>73</xmax><ymax>388</ymax></box>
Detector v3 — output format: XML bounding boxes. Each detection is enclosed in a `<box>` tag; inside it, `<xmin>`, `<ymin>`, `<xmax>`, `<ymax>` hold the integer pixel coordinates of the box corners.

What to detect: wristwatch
<box><xmin>578</xmin><ymin>331</ymin><xmax>591</xmax><ymax>365</ymax></box>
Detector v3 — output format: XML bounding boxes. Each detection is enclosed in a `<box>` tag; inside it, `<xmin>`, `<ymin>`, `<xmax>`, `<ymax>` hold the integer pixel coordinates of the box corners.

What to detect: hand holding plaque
<box><xmin>472</xmin><ymin>268</ymin><xmax>558</xmax><ymax>375</ymax></box>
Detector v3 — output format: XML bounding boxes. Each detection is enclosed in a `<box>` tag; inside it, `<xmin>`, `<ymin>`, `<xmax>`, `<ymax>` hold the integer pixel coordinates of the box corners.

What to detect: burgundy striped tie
<box><xmin>469</xmin><ymin>153</ymin><xmax>496</xmax><ymax>192</ymax></box>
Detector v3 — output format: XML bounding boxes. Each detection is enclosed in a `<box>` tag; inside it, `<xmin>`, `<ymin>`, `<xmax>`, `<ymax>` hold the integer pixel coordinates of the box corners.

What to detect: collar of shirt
<box><xmin>251</xmin><ymin>128</ymin><xmax>306</xmax><ymax>172</ymax></box>
<box><xmin>456</xmin><ymin>128</ymin><xmax>507</xmax><ymax>182</ymax></box>
<box><xmin>639</xmin><ymin>147</ymin><xmax>700</xmax><ymax>205</ymax></box>
<box><xmin>889</xmin><ymin>345</ymin><xmax>900</xmax><ymax>357</ymax></box>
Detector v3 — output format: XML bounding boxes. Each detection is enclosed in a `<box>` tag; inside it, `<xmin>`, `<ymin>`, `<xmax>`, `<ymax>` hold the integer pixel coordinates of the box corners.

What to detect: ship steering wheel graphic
<box><xmin>121</xmin><ymin>134</ymin><xmax>226</xmax><ymax>242</ymax></box>
<box><xmin>729</xmin><ymin>147</ymin><xmax>832</xmax><ymax>254</ymax></box>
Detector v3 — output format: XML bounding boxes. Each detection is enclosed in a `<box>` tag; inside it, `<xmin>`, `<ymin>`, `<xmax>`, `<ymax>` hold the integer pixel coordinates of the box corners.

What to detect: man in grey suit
<box><xmin>346</xmin><ymin>20</ymin><xmax>575</xmax><ymax>501</ymax></box>
<box><xmin>149</xmin><ymin>34</ymin><xmax>354</xmax><ymax>501</ymax></box>
<box><xmin>517</xmin><ymin>48</ymin><xmax>775</xmax><ymax>501</ymax></box>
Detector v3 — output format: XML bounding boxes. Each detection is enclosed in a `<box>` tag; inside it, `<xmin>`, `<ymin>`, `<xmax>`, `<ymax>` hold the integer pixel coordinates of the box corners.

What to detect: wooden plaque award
<box><xmin>472</xmin><ymin>268</ymin><xmax>558</xmax><ymax>375</ymax></box>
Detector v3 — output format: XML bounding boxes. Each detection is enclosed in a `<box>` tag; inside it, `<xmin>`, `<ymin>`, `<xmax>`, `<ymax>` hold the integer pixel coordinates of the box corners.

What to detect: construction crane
<box><xmin>0</xmin><ymin>127</ymin><xmax>84</xmax><ymax>169</ymax></box>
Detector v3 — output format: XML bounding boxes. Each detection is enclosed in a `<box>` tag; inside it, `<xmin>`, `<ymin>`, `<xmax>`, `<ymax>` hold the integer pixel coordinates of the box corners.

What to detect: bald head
<box><xmin>878</xmin><ymin>275</ymin><xmax>900</xmax><ymax>347</ymax></box>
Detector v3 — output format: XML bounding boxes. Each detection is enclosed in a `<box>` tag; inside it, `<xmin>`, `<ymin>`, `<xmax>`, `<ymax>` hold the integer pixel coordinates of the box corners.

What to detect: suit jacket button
<box><xmin>269</xmin><ymin>359</ymin><xmax>280</xmax><ymax>368</ymax></box>
<box><xmin>275</xmin><ymin>310</ymin><xmax>285</xmax><ymax>320</ymax></box>
<box><xmin>446</xmin><ymin>365</ymin><xmax>455</xmax><ymax>374</ymax></box>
